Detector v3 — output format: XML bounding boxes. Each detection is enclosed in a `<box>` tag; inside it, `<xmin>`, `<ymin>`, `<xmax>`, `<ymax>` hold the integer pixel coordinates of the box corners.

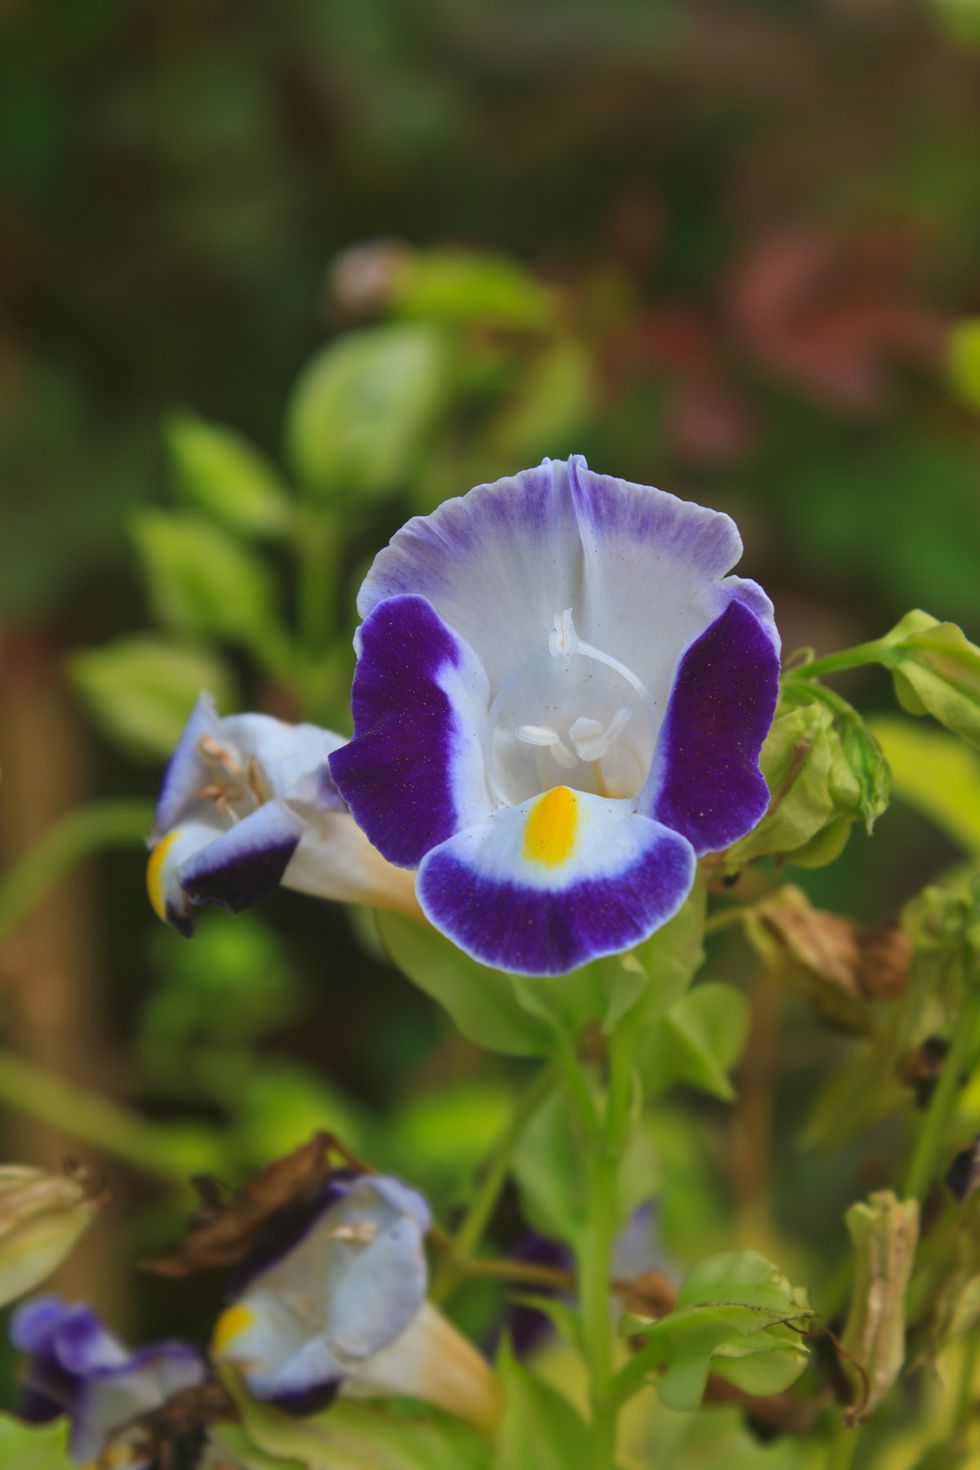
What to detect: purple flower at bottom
<box><xmin>10</xmin><ymin>1296</ymin><xmax>205</xmax><ymax>1466</ymax></box>
<box><xmin>330</xmin><ymin>455</ymin><xmax>780</xmax><ymax>976</ymax></box>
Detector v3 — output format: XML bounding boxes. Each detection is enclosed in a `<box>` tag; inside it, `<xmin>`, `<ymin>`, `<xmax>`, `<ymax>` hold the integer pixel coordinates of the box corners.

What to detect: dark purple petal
<box><xmin>178</xmin><ymin>801</ymin><xmax>303</xmax><ymax>912</ymax></box>
<box><xmin>642</xmin><ymin>597</ymin><xmax>780</xmax><ymax>855</ymax></box>
<box><xmin>329</xmin><ymin>595</ymin><xmax>490</xmax><ymax>868</ymax></box>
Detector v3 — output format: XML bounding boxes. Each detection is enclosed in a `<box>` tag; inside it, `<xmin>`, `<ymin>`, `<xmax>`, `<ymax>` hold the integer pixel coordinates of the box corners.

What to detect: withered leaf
<box><xmin>840</xmin><ymin>1191</ymin><xmax>919</xmax><ymax>1423</ymax></box>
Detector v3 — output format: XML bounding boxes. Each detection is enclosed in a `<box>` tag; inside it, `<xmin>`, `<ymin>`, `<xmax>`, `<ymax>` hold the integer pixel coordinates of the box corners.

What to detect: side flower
<box><xmin>330</xmin><ymin>454</ymin><xmax>780</xmax><ymax>974</ymax></box>
<box><xmin>211</xmin><ymin>1171</ymin><xmax>501</xmax><ymax>1434</ymax></box>
<box><xmin>10</xmin><ymin>1296</ymin><xmax>206</xmax><ymax>1466</ymax></box>
<box><xmin>146</xmin><ymin>695</ymin><xmax>418</xmax><ymax>935</ymax></box>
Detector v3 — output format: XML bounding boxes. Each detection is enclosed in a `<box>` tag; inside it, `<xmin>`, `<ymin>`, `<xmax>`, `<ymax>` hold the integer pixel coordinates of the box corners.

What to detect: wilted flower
<box><xmin>10</xmin><ymin>1296</ymin><xmax>206</xmax><ymax>1466</ymax></box>
<box><xmin>330</xmin><ymin>456</ymin><xmax>779</xmax><ymax>974</ymax></box>
<box><xmin>0</xmin><ymin>1166</ymin><xmax>103</xmax><ymax>1310</ymax></box>
<box><xmin>147</xmin><ymin>694</ymin><xmax>418</xmax><ymax>934</ymax></box>
<box><xmin>211</xmin><ymin>1171</ymin><xmax>500</xmax><ymax>1433</ymax></box>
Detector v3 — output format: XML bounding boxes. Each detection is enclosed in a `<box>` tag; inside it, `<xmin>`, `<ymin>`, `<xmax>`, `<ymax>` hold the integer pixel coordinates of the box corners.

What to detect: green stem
<box><xmin>954</xmin><ymin>1328</ymin><xmax>980</xmax><ymax>1440</ymax></box>
<box><xmin>0</xmin><ymin>800</ymin><xmax>153</xmax><ymax>941</ymax></box>
<box><xmin>791</xmin><ymin>640</ymin><xmax>890</xmax><ymax>680</ymax></box>
<box><xmin>904</xmin><ymin>977</ymin><xmax>980</xmax><ymax>1202</ymax></box>
<box><xmin>579</xmin><ymin>1021</ymin><xmax>635</xmax><ymax>1470</ymax></box>
<box><xmin>431</xmin><ymin>1061</ymin><xmax>559</xmax><ymax>1304</ymax></box>
<box><xmin>828</xmin><ymin>1419</ymin><xmax>859</xmax><ymax>1470</ymax></box>
<box><xmin>0</xmin><ymin>1050</ymin><xmax>215</xmax><ymax>1181</ymax></box>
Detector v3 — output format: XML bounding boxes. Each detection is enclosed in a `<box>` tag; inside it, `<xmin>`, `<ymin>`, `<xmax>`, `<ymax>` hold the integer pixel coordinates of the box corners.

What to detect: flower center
<box><xmin>485</xmin><ymin>609</ymin><xmax>653</xmax><ymax>805</ymax></box>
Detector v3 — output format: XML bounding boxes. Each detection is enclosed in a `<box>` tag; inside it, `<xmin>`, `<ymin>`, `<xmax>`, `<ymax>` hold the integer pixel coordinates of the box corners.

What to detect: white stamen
<box><xmin>516</xmin><ymin>723</ymin><xmax>578</xmax><ymax>769</ymax></box>
<box><xmin>549</xmin><ymin>608</ymin><xmax>578</xmax><ymax>657</ymax></box>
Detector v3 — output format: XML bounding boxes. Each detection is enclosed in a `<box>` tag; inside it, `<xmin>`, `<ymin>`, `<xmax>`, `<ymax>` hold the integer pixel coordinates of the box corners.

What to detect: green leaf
<box><xmin>227</xmin><ymin>1380</ymin><xmax>491</xmax><ymax>1470</ymax></box>
<box><xmin>286</xmin><ymin>324</ymin><xmax>447</xmax><ymax>499</ymax></box>
<box><xmin>513</xmin><ymin>1088</ymin><xmax>591</xmax><ymax>1246</ymax></box>
<box><xmin>493</xmin><ymin>1347</ymin><xmax>589</xmax><ymax>1470</ymax></box>
<box><xmin>869</xmin><ymin>716</ymin><xmax>980</xmax><ymax>855</ymax></box>
<box><xmin>948</xmin><ymin>319</ymin><xmax>980</xmax><ymax>407</ymax></box>
<box><xmin>487</xmin><ymin>340</ymin><xmax>594</xmax><ymax>463</ymax></box>
<box><xmin>392</xmin><ymin>249</ymin><xmax>556</xmax><ymax>332</ymax></box>
<box><xmin>70</xmin><ymin>635</ymin><xmax>236</xmax><ymax>757</ymax></box>
<box><xmin>878</xmin><ymin>612</ymin><xmax>980</xmax><ymax>748</ymax></box>
<box><xmin>165</xmin><ymin>412</ymin><xmax>294</xmax><ymax>538</ymax></box>
<box><xmin>0</xmin><ymin>1415</ymin><xmax>73</xmax><ymax>1470</ymax></box>
<box><xmin>376</xmin><ymin>911</ymin><xmax>552</xmax><ymax>1056</ymax></box>
<box><xmin>636</xmin><ymin>983</ymin><xmax>750</xmax><ymax>1101</ymax></box>
<box><xmin>132</xmin><ymin>509</ymin><xmax>281</xmax><ymax>650</ymax></box>
<box><xmin>623</xmin><ymin>1250</ymin><xmax>811</xmax><ymax>1412</ymax></box>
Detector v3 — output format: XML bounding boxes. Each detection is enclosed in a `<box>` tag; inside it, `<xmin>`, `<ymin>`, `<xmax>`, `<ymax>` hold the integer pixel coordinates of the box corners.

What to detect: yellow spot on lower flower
<box><xmin>146</xmin><ymin>830</ymin><xmax>180</xmax><ymax>921</ymax></box>
<box><xmin>212</xmin><ymin>1304</ymin><xmax>254</xmax><ymax>1357</ymax></box>
<box><xmin>523</xmin><ymin>786</ymin><xmax>579</xmax><ymax>867</ymax></box>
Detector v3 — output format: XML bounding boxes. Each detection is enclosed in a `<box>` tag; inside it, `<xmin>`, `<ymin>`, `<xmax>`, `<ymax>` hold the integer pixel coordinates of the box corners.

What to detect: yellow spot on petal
<box><xmin>212</xmin><ymin>1304</ymin><xmax>254</xmax><ymax>1357</ymax></box>
<box><xmin>523</xmin><ymin>786</ymin><xmax>579</xmax><ymax>867</ymax></box>
<box><xmin>146</xmin><ymin>830</ymin><xmax>180</xmax><ymax>922</ymax></box>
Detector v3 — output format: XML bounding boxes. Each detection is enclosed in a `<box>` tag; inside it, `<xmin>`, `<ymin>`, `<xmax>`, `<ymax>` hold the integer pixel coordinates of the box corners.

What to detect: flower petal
<box><xmin>416</xmin><ymin>788</ymin><xmax>696</xmax><ymax>975</ymax></box>
<box><xmin>285</xmin><ymin>812</ymin><xmax>421</xmax><ymax>915</ymax></box>
<box><xmin>329</xmin><ymin>595</ymin><xmax>491</xmax><ymax>867</ymax></box>
<box><xmin>153</xmin><ymin>692</ymin><xmax>221</xmax><ymax>837</ymax></box>
<box><xmin>177</xmin><ymin>801</ymin><xmax>303</xmax><ymax>914</ymax></box>
<box><xmin>641</xmin><ymin>594</ymin><xmax>781</xmax><ymax>854</ymax></box>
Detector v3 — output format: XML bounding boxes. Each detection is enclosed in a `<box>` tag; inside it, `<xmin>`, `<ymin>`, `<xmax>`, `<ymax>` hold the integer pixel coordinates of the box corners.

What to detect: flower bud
<box><xmin>0</xmin><ymin>1165</ymin><xmax>103</xmax><ymax>1309</ymax></box>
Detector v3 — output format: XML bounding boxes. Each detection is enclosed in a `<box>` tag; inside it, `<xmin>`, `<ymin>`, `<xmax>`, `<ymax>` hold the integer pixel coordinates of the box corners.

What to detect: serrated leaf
<box><xmin>166</xmin><ymin>412</ymin><xmax>294</xmax><ymax>538</ymax></box>
<box><xmin>286</xmin><ymin>324</ymin><xmax>447</xmax><ymax>499</ymax></box>
<box><xmin>70</xmin><ymin>636</ymin><xmax>236</xmax><ymax>757</ymax></box>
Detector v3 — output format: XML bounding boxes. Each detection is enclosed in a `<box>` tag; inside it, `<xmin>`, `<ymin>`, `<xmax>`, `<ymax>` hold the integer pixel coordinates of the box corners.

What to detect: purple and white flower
<box><xmin>147</xmin><ymin>695</ymin><xmax>418</xmax><ymax>935</ymax></box>
<box><xmin>10</xmin><ymin>1296</ymin><xmax>205</xmax><ymax>1466</ymax></box>
<box><xmin>329</xmin><ymin>456</ymin><xmax>780</xmax><ymax>975</ymax></box>
<box><xmin>211</xmin><ymin>1172</ymin><xmax>500</xmax><ymax>1433</ymax></box>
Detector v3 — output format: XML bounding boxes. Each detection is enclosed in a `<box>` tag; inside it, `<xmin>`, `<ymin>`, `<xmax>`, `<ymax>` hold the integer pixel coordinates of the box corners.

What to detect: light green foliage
<box><xmin>0</xmin><ymin>1415</ymin><xmax>72</xmax><ymax>1470</ymax></box>
<box><xmin>724</xmin><ymin>680</ymin><xmax>890</xmax><ymax>871</ymax></box>
<box><xmin>870</xmin><ymin>717</ymin><xmax>980</xmax><ymax>855</ymax></box>
<box><xmin>487</xmin><ymin>339</ymin><xmax>594</xmax><ymax>465</ymax></box>
<box><xmin>132</xmin><ymin>509</ymin><xmax>282</xmax><ymax>652</ymax></box>
<box><xmin>285</xmin><ymin>324</ymin><xmax>448</xmax><ymax>499</ymax></box>
<box><xmin>227</xmin><ymin>1376</ymin><xmax>492</xmax><ymax>1470</ymax></box>
<box><xmin>948</xmin><ymin>318</ymin><xmax>980</xmax><ymax>405</ymax></box>
<box><xmin>622</xmin><ymin>1251</ymin><xmax>812</xmax><ymax>1412</ymax></box>
<box><xmin>70</xmin><ymin>635</ymin><xmax>235</xmax><ymax>756</ymax></box>
<box><xmin>165</xmin><ymin>412</ymin><xmax>295</xmax><ymax>538</ymax></box>
<box><xmin>635</xmin><ymin>982</ymin><xmax>750</xmax><ymax>1102</ymax></box>
<box><xmin>878</xmin><ymin>611</ymin><xmax>980</xmax><ymax>748</ymax></box>
<box><xmin>933</xmin><ymin>0</ymin><xmax>980</xmax><ymax>48</ymax></box>
<box><xmin>494</xmin><ymin>1346</ymin><xmax>589</xmax><ymax>1470</ymax></box>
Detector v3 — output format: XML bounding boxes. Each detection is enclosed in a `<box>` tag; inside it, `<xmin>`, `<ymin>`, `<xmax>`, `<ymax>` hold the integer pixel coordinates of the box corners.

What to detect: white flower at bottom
<box><xmin>212</xmin><ymin>1173</ymin><xmax>500</xmax><ymax>1434</ymax></box>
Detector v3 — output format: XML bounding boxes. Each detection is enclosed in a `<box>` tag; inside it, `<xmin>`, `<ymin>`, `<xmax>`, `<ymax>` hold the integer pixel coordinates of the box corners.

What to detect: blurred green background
<box><xmin>0</xmin><ymin>0</ymin><xmax>978</xmax><ymax>1421</ymax></box>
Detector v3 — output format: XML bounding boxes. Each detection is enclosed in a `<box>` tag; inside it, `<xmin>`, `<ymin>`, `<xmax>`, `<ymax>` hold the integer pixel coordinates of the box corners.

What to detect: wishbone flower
<box><xmin>146</xmin><ymin>695</ymin><xmax>419</xmax><ymax>935</ymax></box>
<box><xmin>10</xmin><ymin>1296</ymin><xmax>205</xmax><ymax>1466</ymax></box>
<box><xmin>211</xmin><ymin>1172</ymin><xmax>501</xmax><ymax>1433</ymax></box>
<box><xmin>329</xmin><ymin>455</ymin><xmax>780</xmax><ymax>975</ymax></box>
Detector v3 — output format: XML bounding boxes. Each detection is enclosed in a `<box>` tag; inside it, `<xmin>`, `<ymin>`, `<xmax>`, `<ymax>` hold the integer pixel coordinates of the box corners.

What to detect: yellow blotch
<box><xmin>212</xmin><ymin>1304</ymin><xmax>254</xmax><ymax>1356</ymax></box>
<box><xmin>523</xmin><ymin>786</ymin><xmax>579</xmax><ymax>867</ymax></box>
<box><xmin>146</xmin><ymin>830</ymin><xmax>180</xmax><ymax>921</ymax></box>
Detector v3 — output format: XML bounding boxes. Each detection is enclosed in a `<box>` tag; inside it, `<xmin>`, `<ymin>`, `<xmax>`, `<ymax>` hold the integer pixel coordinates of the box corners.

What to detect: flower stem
<box><xmin>0</xmin><ymin>799</ymin><xmax>153</xmax><ymax>941</ymax></box>
<box><xmin>904</xmin><ymin>975</ymin><xmax>980</xmax><ymax>1202</ymax></box>
<box><xmin>790</xmin><ymin>640</ymin><xmax>890</xmax><ymax>680</ymax></box>
<box><xmin>579</xmin><ymin>1020</ymin><xmax>635</xmax><ymax>1470</ymax></box>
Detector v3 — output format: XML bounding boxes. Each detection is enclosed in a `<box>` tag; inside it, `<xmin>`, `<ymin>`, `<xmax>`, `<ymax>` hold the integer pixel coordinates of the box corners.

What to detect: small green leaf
<box><xmin>286</xmin><ymin>325</ymin><xmax>447</xmax><ymax>499</ymax></box>
<box><xmin>494</xmin><ymin>1346</ymin><xmax>589</xmax><ymax>1470</ymax></box>
<box><xmin>132</xmin><ymin>510</ymin><xmax>281</xmax><ymax>650</ymax></box>
<box><xmin>0</xmin><ymin>1415</ymin><xmax>73</xmax><ymax>1470</ymax></box>
<box><xmin>624</xmin><ymin>1250</ymin><xmax>812</xmax><ymax>1412</ymax></box>
<box><xmin>636</xmin><ymin>983</ymin><xmax>750</xmax><ymax>1101</ymax></box>
<box><xmin>165</xmin><ymin>412</ymin><xmax>294</xmax><ymax>538</ymax></box>
<box><xmin>70</xmin><ymin>635</ymin><xmax>236</xmax><ymax>757</ymax></box>
<box><xmin>392</xmin><ymin>249</ymin><xmax>556</xmax><ymax>332</ymax></box>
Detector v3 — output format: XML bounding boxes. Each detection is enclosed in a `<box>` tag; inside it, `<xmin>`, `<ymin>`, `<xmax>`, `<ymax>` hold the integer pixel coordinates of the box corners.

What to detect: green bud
<box><xmin>0</xmin><ymin>1165</ymin><xmax>104</xmax><ymax>1308</ymax></box>
<box><xmin>841</xmin><ymin>1191</ymin><xmax>919</xmax><ymax>1422</ymax></box>
<box><xmin>879</xmin><ymin>612</ymin><xmax>980</xmax><ymax>749</ymax></box>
